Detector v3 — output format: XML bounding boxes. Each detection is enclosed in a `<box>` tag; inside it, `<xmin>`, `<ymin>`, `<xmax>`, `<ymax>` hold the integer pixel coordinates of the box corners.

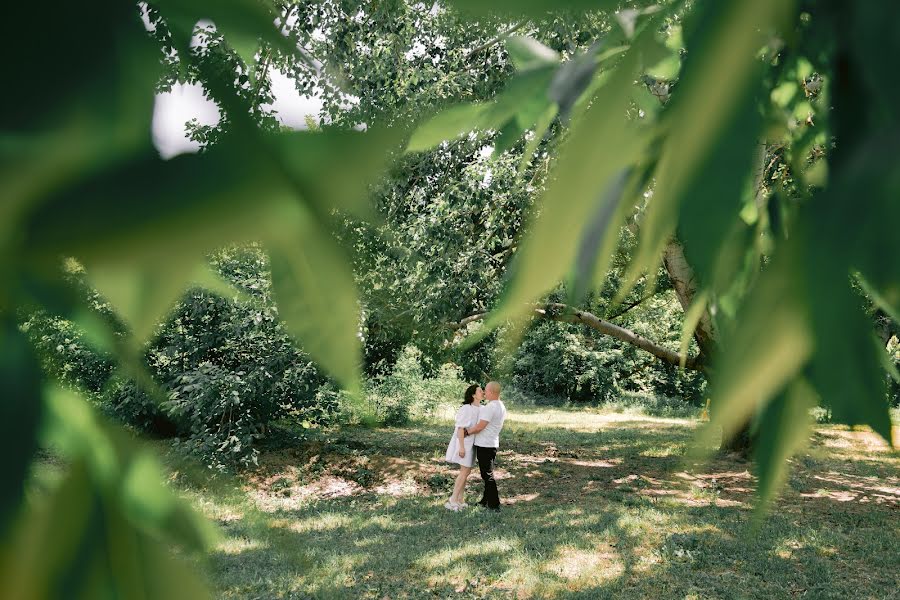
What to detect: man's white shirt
<box><xmin>473</xmin><ymin>400</ymin><xmax>507</xmax><ymax>448</ymax></box>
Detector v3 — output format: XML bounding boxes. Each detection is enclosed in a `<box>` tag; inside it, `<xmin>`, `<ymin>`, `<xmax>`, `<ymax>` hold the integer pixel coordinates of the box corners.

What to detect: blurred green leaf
<box><xmin>626</xmin><ymin>0</ymin><xmax>794</xmax><ymax>295</ymax></box>
<box><xmin>275</xmin><ymin>128</ymin><xmax>402</xmax><ymax>222</ymax></box>
<box><xmin>490</xmin><ymin>35</ymin><xmax>652</xmax><ymax>327</ymax></box>
<box><xmin>697</xmin><ymin>248</ymin><xmax>813</xmax><ymax>451</ymax></box>
<box><xmin>406</xmin><ymin>104</ymin><xmax>491</xmax><ymax>153</ymax></box>
<box><xmin>0</xmin><ymin>461</ymin><xmax>211</xmax><ymax>600</ymax></box>
<box><xmin>849</xmin><ymin>2</ymin><xmax>900</xmax><ymax>128</ymax></box>
<box><xmin>406</xmin><ymin>67</ymin><xmax>554</xmax><ymax>153</ymax></box>
<box><xmin>807</xmin><ymin>279</ymin><xmax>892</xmax><ymax>443</ymax></box>
<box><xmin>518</xmin><ymin>103</ymin><xmax>558</xmax><ymax>173</ymax></box>
<box><xmin>41</xmin><ymin>387</ymin><xmax>219</xmax><ymax>552</ymax></box>
<box><xmin>752</xmin><ymin>377</ymin><xmax>815</xmax><ymax>513</ymax></box>
<box><xmin>567</xmin><ymin>168</ymin><xmax>633</xmax><ymax>304</ymax></box>
<box><xmin>506</xmin><ymin>36</ymin><xmax>559</xmax><ymax>72</ymax></box>
<box><xmin>494</xmin><ymin>120</ymin><xmax>525</xmax><ymax>155</ymax></box>
<box><xmin>678</xmin><ymin>290</ymin><xmax>709</xmax><ymax>368</ymax></box>
<box><xmin>269</xmin><ymin>214</ymin><xmax>363</xmax><ymax>397</ymax></box>
<box><xmin>0</xmin><ymin>319</ymin><xmax>43</xmax><ymax>534</ymax></box>
<box><xmin>21</xmin><ymin>126</ymin><xmax>396</xmax><ymax>343</ymax></box>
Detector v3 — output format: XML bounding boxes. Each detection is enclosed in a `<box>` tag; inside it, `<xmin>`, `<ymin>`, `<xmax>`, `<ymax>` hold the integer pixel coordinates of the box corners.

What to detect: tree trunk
<box><xmin>662</xmin><ymin>239</ymin><xmax>753</xmax><ymax>454</ymax></box>
<box><xmin>662</xmin><ymin>239</ymin><xmax>717</xmax><ymax>362</ymax></box>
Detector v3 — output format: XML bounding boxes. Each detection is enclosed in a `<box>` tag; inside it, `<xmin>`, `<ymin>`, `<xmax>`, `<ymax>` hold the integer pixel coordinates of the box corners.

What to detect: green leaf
<box><xmin>518</xmin><ymin>103</ymin><xmax>558</xmax><ymax>173</ymax></box>
<box><xmin>696</xmin><ymin>247</ymin><xmax>813</xmax><ymax>452</ymax></box>
<box><xmin>406</xmin><ymin>67</ymin><xmax>554</xmax><ymax>153</ymax></box>
<box><xmin>493</xmin><ymin>120</ymin><xmax>525</xmax><ymax>155</ymax></box>
<box><xmin>625</xmin><ymin>0</ymin><xmax>794</xmax><ymax>297</ymax></box>
<box><xmin>807</xmin><ymin>279</ymin><xmax>893</xmax><ymax>443</ymax></box>
<box><xmin>506</xmin><ymin>36</ymin><xmax>559</xmax><ymax>72</ymax></box>
<box><xmin>0</xmin><ymin>319</ymin><xmax>44</xmax><ymax>534</ymax></box>
<box><xmin>40</xmin><ymin>387</ymin><xmax>220</xmax><ymax>553</ymax></box>
<box><xmin>275</xmin><ymin>128</ymin><xmax>402</xmax><ymax>222</ymax></box>
<box><xmin>549</xmin><ymin>48</ymin><xmax>601</xmax><ymax>122</ymax></box>
<box><xmin>489</xmin><ymin>33</ymin><xmax>652</xmax><ymax>327</ymax></box>
<box><xmin>678</xmin><ymin>290</ymin><xmax>709</xmax><ymax>368</ymax></box>
<box><xmin>0</xmin><ymin>461</ymin><xmax>211</xmax><ymax>600</ymax></box>
<box><xmin>21</xmin><ymin>127</ymin><xmax>394</xmax><ymax>342</ymax></box>
<box><xmin>752</xmin><ymin>378</ymin><xmax>816</xmax><ymax>514</ymax></box>
<box><xmin>406</xmin><ymin>104</ymin><xmax>490</xmax><ymax>153</ymax></box>
<box><xmin>269</xmin><ymin>214</ymin><xmax>363</xmax><ymax>397</ymax></box>
<box><xmin>567</xmin><ymin>168</ymin><xmax>633</xmax><ymax>304</ymax></box>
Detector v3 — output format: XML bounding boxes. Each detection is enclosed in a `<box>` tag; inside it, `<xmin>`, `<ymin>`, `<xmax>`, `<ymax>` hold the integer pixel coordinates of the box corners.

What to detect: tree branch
<box><xmin>447</xmin><ymin>312</ymin><xmax>487</xmax><ymax>331</ymax></box>
<box><xmin>447</xmin><ymin>303</ymin><xmax>703</xmax><ymax>371</ymax></box>
<box><xmin>465</xmin><ymin>21</ymin><xmax>527</xmax><ymax>62</ymax></box>
<box><xmin>606</xmin><ymin>290</ymin><xmax>659</xmax><ymax>322</ymax></box>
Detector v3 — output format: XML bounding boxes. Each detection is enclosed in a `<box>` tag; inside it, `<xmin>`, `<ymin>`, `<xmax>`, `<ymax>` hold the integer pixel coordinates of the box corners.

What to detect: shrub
<box><xmin>605</xmin><ymin>391</ymin><xmax>699</xmax><ymax>419</ymax></box>
<box><xmin>366</xmin><ymin>345</ymin><xmax>468</xmax><ymax>425</ymax></box>
<box><xmin>510</xmin><ymin>304</ymin><xmax>707</xmax><ymax>407</ymax></box>
<box><xmin>21</xmin><ymin>312</ymin><xmax>115</xmax><ymax>395</ymax></box>
<box><xmin>102</xmin><ymin>378</ymin><xmax>177</xmax><ymax>436</ymax></box>
<box><xmin>26</xmin><ymin>246</ymin><xmax>340</xmax><ymax>470</ymax></box>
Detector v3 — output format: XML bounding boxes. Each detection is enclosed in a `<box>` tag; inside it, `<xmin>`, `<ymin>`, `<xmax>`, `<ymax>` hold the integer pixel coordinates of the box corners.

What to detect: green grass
<box><xmin>33</xmin><ymin>403</ymin><xmax>900</xmax><ymax>599</ymax></box>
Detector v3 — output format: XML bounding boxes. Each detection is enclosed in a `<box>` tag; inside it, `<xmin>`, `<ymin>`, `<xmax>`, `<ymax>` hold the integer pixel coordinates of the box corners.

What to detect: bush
<box><xmin>510</xmin><ymin>298</ymin><xmax>707</xmax><ymax>407</ymax></box>
<box><xmin>102</xmin><ymin>378</ymin><xmax>177</xmax><ymax>436</ymax></box>
<box><xmin>605</xmin><ymin>391</ymin><xmax>699</xmax><ymax>419</ymax></box>
<box><xmin>27</xmin><ymin>246</ymin><xmax>340</xmax><ymax>470</ymax></box>
<box><xmin>21</xmin><ymin>312</ymin><xmax>115</xmax><ymax>396</ymax></box>
<box><xmin>366</xmin><ymin>345</ymin><xmax>468</xmax><ymax>425</ymax></box>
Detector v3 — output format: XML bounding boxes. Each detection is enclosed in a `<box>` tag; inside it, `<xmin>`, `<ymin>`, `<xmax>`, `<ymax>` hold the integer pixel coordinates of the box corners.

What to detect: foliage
<box><xmin>21</xmin><ymin>312</ymin><xmax>115</xmax><ymax>397</ymax></box>
<box><xmin>365</xmin><ymin>345</ymin><xmax>468</xmax><ymax>426</ymax></box>
<box><xmin>512</xmin><ymin>290</ymin><xmax>706</xmax><ymax>404</ymax></box>
<box><xmin>26</xmin><ymin>247</ymin><xmax>337</xmax><ymax>470</ymax></box>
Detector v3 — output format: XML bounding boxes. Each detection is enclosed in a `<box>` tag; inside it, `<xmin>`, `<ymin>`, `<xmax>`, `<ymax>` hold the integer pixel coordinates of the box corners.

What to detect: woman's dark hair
<box><xmin>463</xmin><ymin>384</ymin><xmax>478</xmax><ymax>405</ymax></box>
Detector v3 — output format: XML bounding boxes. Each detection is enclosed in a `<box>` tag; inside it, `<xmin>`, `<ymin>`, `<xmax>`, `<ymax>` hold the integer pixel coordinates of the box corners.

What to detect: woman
<box><xmin>444</xmin><ymin>384</ymin><xmax>482</xmax><ymax>510</ymax></box>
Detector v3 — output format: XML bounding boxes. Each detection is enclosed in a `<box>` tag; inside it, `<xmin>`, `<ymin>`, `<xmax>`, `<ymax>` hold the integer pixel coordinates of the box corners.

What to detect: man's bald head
<box><xmin>485</xmin><ymin>381</ymin><xmax>501</xmax><ymax>400</ymax></box>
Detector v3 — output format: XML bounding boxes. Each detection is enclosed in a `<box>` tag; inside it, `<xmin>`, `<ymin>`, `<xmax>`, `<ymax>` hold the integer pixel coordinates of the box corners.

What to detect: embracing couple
<box><xmin>444</xmin><ymin>381</ymin><xmax>507</xmax><ymax>512</ymax></box>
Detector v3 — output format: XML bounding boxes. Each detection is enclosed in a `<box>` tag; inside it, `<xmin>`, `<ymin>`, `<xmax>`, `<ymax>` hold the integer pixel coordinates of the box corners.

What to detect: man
<box><xmin>463</xmin><ymin>381</ymin><xmax>507</xmax><ymax>511</ymax></box>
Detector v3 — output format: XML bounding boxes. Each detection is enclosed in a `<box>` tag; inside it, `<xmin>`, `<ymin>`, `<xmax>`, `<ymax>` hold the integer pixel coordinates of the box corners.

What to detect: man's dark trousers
<box><xmin>474</xmin><ymin>445</ymin><xmax>500</xmax><ymax>509</ymax></box>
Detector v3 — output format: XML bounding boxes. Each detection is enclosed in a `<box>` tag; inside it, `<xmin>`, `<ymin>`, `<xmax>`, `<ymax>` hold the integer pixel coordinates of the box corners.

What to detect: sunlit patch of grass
<box><xmin>217</xmin><ymin>536</ymin><xmax>265</xmax><ymax>556</ymax></box>
<box><xmin>543</xmin><ymin>545</ymin><xmax>624</xmax><ymax>583</ymax></box>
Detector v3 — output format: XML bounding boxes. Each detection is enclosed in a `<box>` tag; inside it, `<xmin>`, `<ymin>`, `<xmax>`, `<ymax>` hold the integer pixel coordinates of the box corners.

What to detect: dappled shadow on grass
<box><xmin>183</xmin><ymin>411</ymin><xmax>899</xmax><ymax>599</ymax></box>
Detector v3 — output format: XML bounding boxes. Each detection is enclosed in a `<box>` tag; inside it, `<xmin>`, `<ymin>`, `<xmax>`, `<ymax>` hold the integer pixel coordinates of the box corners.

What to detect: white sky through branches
<box><xmin>152</xmin><ymin>70</ymin><xmax>323</xmax><ymax>159</ymax></box>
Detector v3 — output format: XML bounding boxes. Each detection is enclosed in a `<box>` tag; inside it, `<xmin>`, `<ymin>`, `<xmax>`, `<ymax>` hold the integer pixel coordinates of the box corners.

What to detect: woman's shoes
<box><xmin>444</xmin><ymin>500</ymin><xmax>466</xmax><ymax>511</ymax></box>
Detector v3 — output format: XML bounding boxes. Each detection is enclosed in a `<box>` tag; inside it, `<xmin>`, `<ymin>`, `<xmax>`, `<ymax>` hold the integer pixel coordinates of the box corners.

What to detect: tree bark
<box><xmin>662</xmin><ymin>238</ymin><xmax>753</xmax><ymax>454</ymax></box>
<box><xmin>662</xmin><ymin>239</ymin><xmax>718</xmax><ymax>363</ymax></box>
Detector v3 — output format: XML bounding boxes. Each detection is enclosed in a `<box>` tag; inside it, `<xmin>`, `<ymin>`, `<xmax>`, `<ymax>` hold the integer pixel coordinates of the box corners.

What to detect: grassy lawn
<box><xmin>34</xmin><ymin>404</ymin><xmax>900</xmax><ymax>599</ymax></box>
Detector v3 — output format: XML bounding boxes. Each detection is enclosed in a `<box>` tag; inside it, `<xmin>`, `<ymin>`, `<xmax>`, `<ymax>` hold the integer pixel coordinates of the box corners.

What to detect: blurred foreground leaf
<box><xmin>0</xmin><ymin>320</ymin><xmax>44</xmax><ymax>534</ymax></box>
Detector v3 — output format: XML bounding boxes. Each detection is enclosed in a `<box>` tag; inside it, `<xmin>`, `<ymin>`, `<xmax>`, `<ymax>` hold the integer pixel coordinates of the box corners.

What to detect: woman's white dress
<box><xmin>445</xmin><ymin>404</ymin><xmax>480</xmax><ymax>467</ymax></box>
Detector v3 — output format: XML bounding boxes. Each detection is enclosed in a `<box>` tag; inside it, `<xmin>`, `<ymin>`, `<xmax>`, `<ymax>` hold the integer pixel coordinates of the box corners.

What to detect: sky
<box><xmin>152</xmin><ymin>69</ymin><xmax>324</xmax><ymax>159</ymax></box>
